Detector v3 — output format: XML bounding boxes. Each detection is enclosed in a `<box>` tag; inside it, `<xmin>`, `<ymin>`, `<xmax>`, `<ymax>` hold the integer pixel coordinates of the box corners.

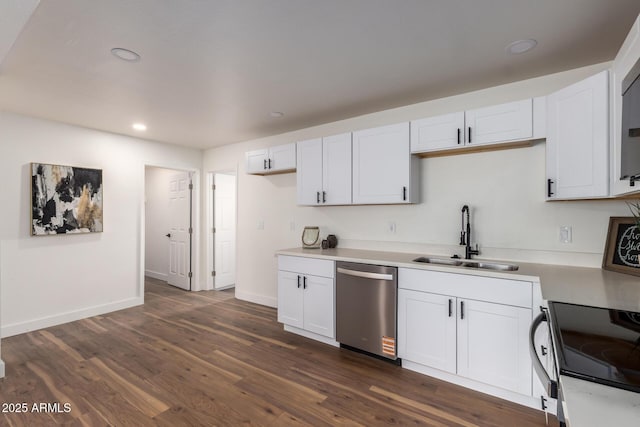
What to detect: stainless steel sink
<box><xmin>463</xmin><ymin>261</ymin><xmax>519</xmax><ymax>271</ymax></box>
<box><xmin>412</xmin><ymin>256</ymin><xmax>463</xmax><ymax>266</ymax></box>
<box><xmin>412</xmin><ymin>256</ymin><xmax>519</xmax><ymax>271</ymax></box>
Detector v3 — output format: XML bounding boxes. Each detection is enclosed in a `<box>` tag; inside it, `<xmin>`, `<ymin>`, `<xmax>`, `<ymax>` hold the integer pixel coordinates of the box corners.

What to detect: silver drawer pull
<box><xmin>337</xmin><ymin>267</ymin><xmax>393</xmax><ymax>281</ymax></box>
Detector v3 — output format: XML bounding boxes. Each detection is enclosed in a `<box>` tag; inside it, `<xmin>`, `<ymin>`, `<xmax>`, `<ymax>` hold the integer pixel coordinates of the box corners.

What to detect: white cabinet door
<box><xmin>465</xmin><ymin>99</ymin><xmax>533</xmax><ymax>146</ymax></box>
<box><xmin>352</xmin><ymin>122</ymin><xmax>412</xmax><ymax>204</ymax></box>
<box><xmin>277</xmin><ymin>271</ymin><xmax>304</xmax><ymax>329</ymax></box>
<box><xmin>296</xmin><ymin>138</ymin><xmax>323</xmax><ymax>205</ymax></box>
<box><xmin>398</xmin><ymin>289</ymin><xmax>457</xmax><ymax>373</ymax></box>
<box><xmin>270</xmin><ymin>143</ymin><xmax>296</xmax><ymax>171</ymax></box>
<box><xmin>457</xmin><ymin>299</ymin><xmax>532</xmax><ymax>395</ymax></box>
<box><xmin>246</xmin><ymin>149</ymin><xmax>268</xmax><ymax>174</ymax></box>
<box><xmin>546</xmin><ymin>70</ymin><xmax>609</xmax><ymax>199</ymax></box>
<box><xmin>322</xmin><ymin>133</ymin><xmax>352</xmax><ymax>205</ymax></box>
<box><xmin>302</xmin><ymin>275</ymin><xmax>335</xmax><ymax>338</ymax></box>
<box><xmin>411</xmin><ymin>112</ymin><xmax>465</xmax><ymax>153</ymax></box>
<box><xmin>246</xmin><ymin>143</ymin><xmax>296</xmax><ymax>175</ymax></box>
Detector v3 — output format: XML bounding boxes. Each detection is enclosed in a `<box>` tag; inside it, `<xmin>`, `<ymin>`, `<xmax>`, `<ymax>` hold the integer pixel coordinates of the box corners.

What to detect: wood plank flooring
<box><xmin>0</xmin><ymin>277</ymin><xmax>558</xmax><ymax>426</ymax></box>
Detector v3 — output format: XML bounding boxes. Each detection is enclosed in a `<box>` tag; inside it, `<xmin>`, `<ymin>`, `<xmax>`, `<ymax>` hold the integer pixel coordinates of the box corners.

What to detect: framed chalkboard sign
<box><xmin>602</xmin><ymin>217</ymin><xmax>640</xmax><ymax>276</ymax></box>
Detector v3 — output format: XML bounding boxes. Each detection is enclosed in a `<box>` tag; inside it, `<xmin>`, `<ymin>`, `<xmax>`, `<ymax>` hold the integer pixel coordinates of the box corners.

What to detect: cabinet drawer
<box><xmin>399</xmin><ymin>268</ymin><xmax>532</xmax><ymax>308</ymax></box>
<box><xmin>278</xmin><ymin>255</ymin><xmax>335</xmax><ymax>278</ymax></box>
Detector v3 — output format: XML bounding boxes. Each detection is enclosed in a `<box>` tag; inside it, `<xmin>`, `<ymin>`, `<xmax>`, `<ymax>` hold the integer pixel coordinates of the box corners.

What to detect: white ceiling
<box><xmin>1</xmin><ymin>0</ymin><xmax>639</xmax><ymax>149</ymax></box>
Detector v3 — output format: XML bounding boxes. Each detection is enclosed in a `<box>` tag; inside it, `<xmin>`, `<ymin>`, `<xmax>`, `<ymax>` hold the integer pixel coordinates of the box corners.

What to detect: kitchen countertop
<box><xmin>277</xmin><ymin>247</ymin><xmax>640</xmax><ymax>426</ymax></box>
<box><xmin>560</xmin><ymin>376</ymin><xmax>640</xmax><ymax>427</ymax></box>
<box><xmin>277</xmin><ymin>247</ymin><xmax>640</xmax><ymax>312</ymax></box>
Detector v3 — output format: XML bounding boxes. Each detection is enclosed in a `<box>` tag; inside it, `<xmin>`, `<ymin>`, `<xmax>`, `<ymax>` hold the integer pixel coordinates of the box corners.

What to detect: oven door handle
<box><xmin>530</xmin><ymin>310</ymin><xmax>558</xmax><ymax>399</ymax></box>
<box><xmin>337</xmin><ymin>267</ymin><xmax>394</xmax><ymax>281</ymax></box>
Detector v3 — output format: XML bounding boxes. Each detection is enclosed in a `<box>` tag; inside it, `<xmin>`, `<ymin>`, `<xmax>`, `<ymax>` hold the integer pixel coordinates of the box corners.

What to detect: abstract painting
<box><xmin>31</xmin><ymin>163</ymin><xmax>103</xmax><ymax>235</ymax></box>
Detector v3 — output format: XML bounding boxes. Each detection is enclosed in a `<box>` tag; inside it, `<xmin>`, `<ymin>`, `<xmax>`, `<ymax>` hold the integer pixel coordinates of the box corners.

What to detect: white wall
<box><xmin>202</xmin><ymin>61</ymin><xmax>632</xmax><ymax>308</ymax></box>
<box><xmin>0</xmin><ymin>112</ymin><xmax>202</xmax><ymax>337</ymax></box>
<box><xmin>144</xmin><ymin>167</ymin><xmax>175</xmax><ymax>281</ymax></box>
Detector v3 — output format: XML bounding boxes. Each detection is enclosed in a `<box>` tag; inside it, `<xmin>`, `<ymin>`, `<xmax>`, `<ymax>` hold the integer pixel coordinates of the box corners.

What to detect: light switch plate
<box><xmin>560</xmin><ymin>226</ymin><xmax>572</xmax><ymax>243</ymax></box>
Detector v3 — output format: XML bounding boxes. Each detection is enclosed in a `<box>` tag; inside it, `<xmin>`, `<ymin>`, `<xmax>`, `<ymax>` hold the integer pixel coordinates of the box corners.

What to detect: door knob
<box><xmin>165</xmin><ymin>233</ymin><xmax>171</xmax><ymax>238</ymax></box>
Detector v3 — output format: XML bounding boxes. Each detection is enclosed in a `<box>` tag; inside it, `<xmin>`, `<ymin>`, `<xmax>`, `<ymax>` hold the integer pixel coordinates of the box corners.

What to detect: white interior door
<box><xmin>168</xmin><ymin>172</ymin><xmax>191</xmax><ymax>290</ymax></box>
<box><xmin>213</xmin><ymin>173</ymin><xmax>236</xmax><ymax>289</ymax></box>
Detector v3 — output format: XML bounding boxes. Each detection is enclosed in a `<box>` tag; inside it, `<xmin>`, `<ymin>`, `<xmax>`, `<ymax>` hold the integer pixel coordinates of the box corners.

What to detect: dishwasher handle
<box><xmin>337</xmin><ymin>267</ymin><xmax>394</xmax><ymax>281</ymax></box>
<box><xmin>530</xmin><ymin>309</ymin><xmax>558</xmax><ymax>399</ymax></box>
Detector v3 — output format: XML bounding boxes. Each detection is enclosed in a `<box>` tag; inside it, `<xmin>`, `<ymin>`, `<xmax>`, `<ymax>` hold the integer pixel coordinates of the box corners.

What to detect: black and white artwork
<box><xmin>603</xmin><ymin>217</ymin><xmax>640</xmax><ymax>276</ymax></box>
<box><xmin>31</xmin><ymin>163</ymin><xmax>103</xmax><ymax>235</ymax></box>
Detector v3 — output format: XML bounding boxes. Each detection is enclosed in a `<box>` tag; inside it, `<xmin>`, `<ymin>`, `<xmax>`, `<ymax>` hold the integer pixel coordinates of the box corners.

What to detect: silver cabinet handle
<box><xmin>529</xmin><ymin>309</ymin><xmax>558</xmax><ymax>399</ymax></box>
<box><xmin>337</xmin><ymin>267</ymin><xmax>393</xmax><ymax>281</ymax></box>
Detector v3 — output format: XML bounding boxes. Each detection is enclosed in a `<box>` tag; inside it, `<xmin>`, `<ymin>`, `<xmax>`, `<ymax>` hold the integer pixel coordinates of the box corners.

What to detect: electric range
<box><xmin>548</xmin><ymin>301</ymin><xmax>640</xmax><ymax>393</ymax></box>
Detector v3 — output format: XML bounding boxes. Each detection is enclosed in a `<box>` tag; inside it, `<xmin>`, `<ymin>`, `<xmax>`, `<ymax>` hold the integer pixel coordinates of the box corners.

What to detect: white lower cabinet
<box><xmin>398</xmin><ymin>289</ymin><xmax>456</xmax><ymax>373</ymax></box>
<box><xmin>457</xmin><ymin>299</ymin><xmax>532</xmax><ymax>395</ymax></box>
<box><xmin>398</xmin><ymin>268</ymin><xmax>533</xmax><ymax>398</ymax></box>
<box><xmin>277</xmin><ymin>256</ymin><xmax>335</xmax><ymax>339</ymax></box>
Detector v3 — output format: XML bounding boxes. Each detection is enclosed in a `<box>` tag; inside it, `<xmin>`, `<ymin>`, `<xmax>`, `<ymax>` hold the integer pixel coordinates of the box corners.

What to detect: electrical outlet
<box><xmin>560</xmin><ymin>226</ymin><xmax>572</xmax><ymax>243</ymax></box>
<box><xmin>388</xmin><ymin>221</ymin><xmax>396</xmax><ymax>233</ymax></box>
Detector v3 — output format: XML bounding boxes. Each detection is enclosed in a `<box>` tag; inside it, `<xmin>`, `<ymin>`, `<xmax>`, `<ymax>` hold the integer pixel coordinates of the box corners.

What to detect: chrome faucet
<box><xmin>460</xmin><ymin>205</ymin><xmax>480</xmax><ymax>259</ymax></box>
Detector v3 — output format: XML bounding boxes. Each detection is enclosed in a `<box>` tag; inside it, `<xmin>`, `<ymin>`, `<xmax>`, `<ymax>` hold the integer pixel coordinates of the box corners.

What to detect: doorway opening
<box><xmin>144</xmin><ymin>166</ymin><xmax>195</xmax><ymax>291</ymax></box>
<box><xmin>207</xmin><ymin>171</ymin><xmax>237</xmax><ymax>291</ymax></box>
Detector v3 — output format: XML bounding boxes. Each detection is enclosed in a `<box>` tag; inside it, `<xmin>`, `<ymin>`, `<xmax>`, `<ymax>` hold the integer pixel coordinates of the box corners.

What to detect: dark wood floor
<box><xmin>0</xmin><ymin>277</ymin><xmax>557</xmax><ymax>426</ymax></box>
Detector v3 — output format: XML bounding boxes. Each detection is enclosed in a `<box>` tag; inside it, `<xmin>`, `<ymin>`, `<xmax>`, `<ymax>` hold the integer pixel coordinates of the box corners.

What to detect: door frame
<box><xmin>141</xmin><ymin>163</ymin><xmax>201</xmax><ymax>297</ymax></box>
<box><xmin>206</xmin><ymin>169</ymin><xmax>238</xmax><ymax>291</ymax></box>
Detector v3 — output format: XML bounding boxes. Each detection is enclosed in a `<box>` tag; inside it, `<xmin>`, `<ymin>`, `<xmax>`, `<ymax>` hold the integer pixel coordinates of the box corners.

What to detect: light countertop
<box><xmin>276</xmin><ymin>247</ymin><xmax>640</xmax><ymax>426</ymax></box>
<box><xmin>277</xmin><ymin>247</ymin><xmax>640</xmax><ymax>312</ymax></box>
<box><xmin>560</xmin><ymin>376</ymin><xmax>640</xmax><ymax>427</ymax></box>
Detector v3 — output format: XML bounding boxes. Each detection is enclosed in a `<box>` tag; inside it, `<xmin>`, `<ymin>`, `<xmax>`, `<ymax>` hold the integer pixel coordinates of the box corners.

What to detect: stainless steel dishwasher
<box><xmin>336</xmin><ymin>261</ymin><xmax>398</xmax><ymax>361</ymax></box>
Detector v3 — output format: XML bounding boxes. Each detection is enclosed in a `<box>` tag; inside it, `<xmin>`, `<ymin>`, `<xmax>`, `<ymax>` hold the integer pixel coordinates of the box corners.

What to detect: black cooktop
<box><xmin>548</xmin><ymin>302</ymin><xmax>640</xmax><ymax>393</ymax></box>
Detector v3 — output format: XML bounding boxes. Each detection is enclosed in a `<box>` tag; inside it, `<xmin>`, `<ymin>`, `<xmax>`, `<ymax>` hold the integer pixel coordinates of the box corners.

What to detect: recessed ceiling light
<box><xmin>111</xmin><ymin>47</ymin><xmax>141</xmax><ymax>62</ymax></box>
<box><xmin>269</xmin><ymin>111</ymin><xmax>284</xmax><ymax>118</ymax></box>
<box><xmin>132</xmin><ymin>123</ymin><xmax>147</xmax><ymax>131</ymax></box>
<box><xmin>505</xmin><ymin>39</ymin><xmax>538</xmax><ymax>55</ymax></box>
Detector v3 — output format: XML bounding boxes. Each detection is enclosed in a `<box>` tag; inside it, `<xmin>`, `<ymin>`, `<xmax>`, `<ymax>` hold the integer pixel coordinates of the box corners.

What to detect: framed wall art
<box><xmin>31</xmin><ymin>163</ymin><xmax>103</xmax><ymax>235</ymax></box>
<box><xmin>602</xmin><ymin>216</ymin><xmax>640</xmax><ymax>276</ymax></box>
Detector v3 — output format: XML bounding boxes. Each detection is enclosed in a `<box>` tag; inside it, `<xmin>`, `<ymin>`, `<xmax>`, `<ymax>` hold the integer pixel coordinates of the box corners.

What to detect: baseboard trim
<box><xmin>1</xmin><ymin>297</ymin><xmax>144</xmax><ymax>338</ymax></box>
<box><xmin>145</xmin><ymin>270</ymin><xmax>168</xmax><ymax>281</ymax></box>
<box><xmin>0</xmin><ymin>359</ymin><xmax>5</xmax><ymax>378</ymax></box>
<box><xmin>234</xmin><ymin>290</ymin><xmax>277</xmax><ymax>308</ymax></box>
<box><xmin>283</xmin><ymin>324</ymin><xmax>339</xmax><ymax>347</ymax></box>
<box><xmin>401</xmin><ymin>360</ymin><xmax>540</xmax><ymax>411</ymax></box>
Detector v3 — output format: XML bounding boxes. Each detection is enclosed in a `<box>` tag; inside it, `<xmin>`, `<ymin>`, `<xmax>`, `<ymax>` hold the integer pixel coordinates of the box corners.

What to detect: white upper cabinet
<box><xmin>353</xmin><ymin>122</ymin><xmax>416</xmax><ymax>204</ymax></box>
<box><xmin>611</xmin><ymin>13</ymin><xmax>640</xmax><ymax>196</ymax></box>
<box><xmin>410</xmin><ymin>112</ymin><xmax>465</xmax><ymax>152</ymax></box>
<box><xmin>246</xmin><ymin>143</ymin><xmax>296</xmax><ymax>175</ymax></box>
<box><xmin>297</xmin><ymin>133</ymin><xmax>352</xmax><ymax>205</ymax></box>
<box><xmin>546</xmin><ymin>70</ymin><xmax>609</xmax><ymax>200</ymax></box>
<box><xmin>465</xmin><ymin>99</ymin><xmax>533</xmax><ymax>146</ymax></box>
<box><xmin>322</xmin><ymin>133</ymin><xmax>352</xmax><ymax>205</ymax></box>
<box><xmin>410</xmin><ymin>98</ymin><xmax>544</xmax><ymax>155</ymax></box>
<box><xmin>296</xmin><ymin>138</ymin><xmax>323</xmax><ymax>205</ymax></box>
<box><xmin>246</xmin><ymin>148</ymin><xmax>269</xmax><ymax>174</ymax></box>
